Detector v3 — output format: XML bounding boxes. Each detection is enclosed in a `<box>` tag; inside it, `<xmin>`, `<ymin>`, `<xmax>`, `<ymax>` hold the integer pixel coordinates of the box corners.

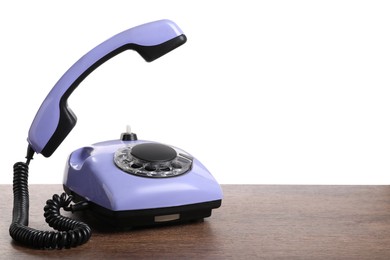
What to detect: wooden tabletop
<box><xmin>1</xmin><ymin>185</ymin><xmax>390</xmax><ymax>259</ymax></box>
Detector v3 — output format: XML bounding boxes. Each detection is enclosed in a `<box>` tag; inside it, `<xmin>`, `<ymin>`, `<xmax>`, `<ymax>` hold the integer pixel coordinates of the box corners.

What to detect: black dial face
<box><xmin>114</xmin><ymin>143</ymin><xmax>193</xmax><ymax>178</ymax></box>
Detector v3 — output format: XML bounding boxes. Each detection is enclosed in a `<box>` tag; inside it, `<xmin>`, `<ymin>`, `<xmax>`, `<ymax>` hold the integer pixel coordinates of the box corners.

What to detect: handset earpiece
<box><xmin>27</xmin><ymin>19</ymin><xmax>186</xmax><ymax>157</ymax></box>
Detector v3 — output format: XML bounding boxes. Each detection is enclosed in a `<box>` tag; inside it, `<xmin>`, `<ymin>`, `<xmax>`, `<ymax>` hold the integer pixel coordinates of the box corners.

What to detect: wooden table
<box><xmin>1</xmin><ymin>185</ymin><xmax>390</xmax><ymax>259</ymax></box>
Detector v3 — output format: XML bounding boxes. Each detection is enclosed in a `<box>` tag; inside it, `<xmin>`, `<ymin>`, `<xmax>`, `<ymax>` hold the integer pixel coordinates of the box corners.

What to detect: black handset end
<box><xmin>136</xmin><ymin>34</ymin><xmax>187</xmax><ymax>62</ymax></box>
<box><xmin>41</xmin><ymin>104</ymin><xmax>77</xmax><ymax>157</ymax></box>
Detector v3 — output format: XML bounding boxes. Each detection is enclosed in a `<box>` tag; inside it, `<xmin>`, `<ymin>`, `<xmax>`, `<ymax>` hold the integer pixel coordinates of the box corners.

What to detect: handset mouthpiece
<box><xmin>27</xmin><ymin>20</ymin><xmax>186</xmax><ymax>157</ymax></box>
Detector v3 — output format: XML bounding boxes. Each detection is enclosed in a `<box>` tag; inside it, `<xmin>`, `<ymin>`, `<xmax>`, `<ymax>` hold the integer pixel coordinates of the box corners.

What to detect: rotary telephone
<box><xmin>10</xmin><ymin>20</ymin><xmax>222</xmax><ymax>249</ymax></box>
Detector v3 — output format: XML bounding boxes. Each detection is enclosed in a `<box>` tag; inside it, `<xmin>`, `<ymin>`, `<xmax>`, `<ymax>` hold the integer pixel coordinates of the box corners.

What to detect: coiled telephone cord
<box><xmin>9</xmin><ymin>146</ymin><xmax>91</xmax><ymax>249</ymax></box>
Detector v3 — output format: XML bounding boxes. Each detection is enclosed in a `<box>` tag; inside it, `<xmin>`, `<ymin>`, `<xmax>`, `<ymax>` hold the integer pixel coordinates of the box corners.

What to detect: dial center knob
<box><xmin>131</xmin><ymin>143</ymin><xmax>177</xmax><ymax>162</ymax></box>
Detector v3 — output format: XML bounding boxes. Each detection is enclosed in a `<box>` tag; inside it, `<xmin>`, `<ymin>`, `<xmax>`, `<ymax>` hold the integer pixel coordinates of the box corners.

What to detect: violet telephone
<box><xmin>10</xmin><ymin>20</ymin><xmax>222</xmax><ymax>249</ymax></box>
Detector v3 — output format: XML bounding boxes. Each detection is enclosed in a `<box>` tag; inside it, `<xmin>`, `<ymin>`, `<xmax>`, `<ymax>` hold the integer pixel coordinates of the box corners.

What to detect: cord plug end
<box><xmin>70</xmin><ymin>201</ymin><xmax>89</xmax><ymax>213</ymax></box>
<box><xmin>25</xmin><ymin>145</ymin><xmax>35</xmax><ymax>165</ymax></box>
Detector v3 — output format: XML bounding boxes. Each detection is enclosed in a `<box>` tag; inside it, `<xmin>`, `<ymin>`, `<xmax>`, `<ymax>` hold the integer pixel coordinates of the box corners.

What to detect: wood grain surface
<box><xmin>1</xmin><ymin>185</ymin><xmax>390</xmax><ymax>259</ymax></box>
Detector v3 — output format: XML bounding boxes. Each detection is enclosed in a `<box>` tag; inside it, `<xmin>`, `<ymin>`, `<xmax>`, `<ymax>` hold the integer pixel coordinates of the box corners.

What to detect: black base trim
<box><xmin>63</xmin><ymin>185</ymin><xmax>221</xmax><ymax>228</ymax></box>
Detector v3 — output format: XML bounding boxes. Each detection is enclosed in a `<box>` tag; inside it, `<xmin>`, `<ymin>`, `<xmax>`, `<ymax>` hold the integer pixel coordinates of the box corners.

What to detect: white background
<box><xmin>1</xmin><ymin>1</ymin><xmax>389</xmax><ymax>184</ymax></box>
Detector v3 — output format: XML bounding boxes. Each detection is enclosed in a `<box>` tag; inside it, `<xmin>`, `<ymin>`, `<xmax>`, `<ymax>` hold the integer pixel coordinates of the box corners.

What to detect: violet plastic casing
<box><xmin>63</xmin><ymin>140</ymin><xmax>223</xmax><ymax>211</ymax></box>
<box><xmin>27</xmin><ymin>20</ymin><xmax>187</xmax><ymax>157</ymax></box>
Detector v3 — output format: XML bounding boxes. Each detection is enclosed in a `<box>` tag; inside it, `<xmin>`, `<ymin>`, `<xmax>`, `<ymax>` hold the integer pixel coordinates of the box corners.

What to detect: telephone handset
<box><xmin>10</xmin><ymin>20</ymin><xmax>222</xmax><ymax>249</ymax></box>
<box><xmin>28</xmin><ymin>19</ymin><xmax>186</xmax><ymax>157</ymax></box>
